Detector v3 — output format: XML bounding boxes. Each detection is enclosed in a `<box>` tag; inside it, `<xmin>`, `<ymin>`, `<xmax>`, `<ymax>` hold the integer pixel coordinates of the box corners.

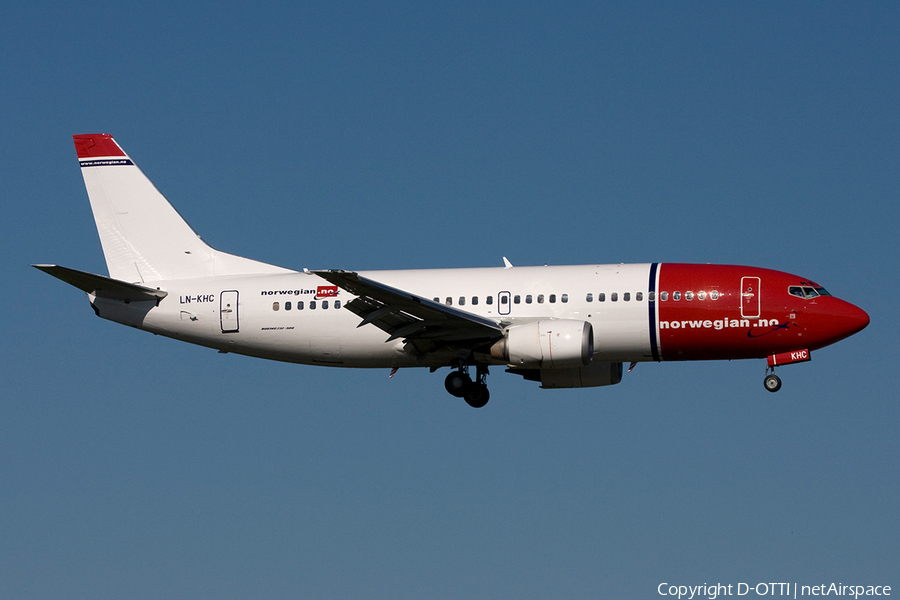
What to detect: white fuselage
<box><xmin>94</xmin><ymin>264</ymin><xmax>654</xmax><ymax>368</ymax></box>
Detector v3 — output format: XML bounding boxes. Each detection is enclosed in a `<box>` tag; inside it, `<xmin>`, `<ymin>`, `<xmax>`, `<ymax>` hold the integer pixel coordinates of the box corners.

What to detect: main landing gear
<box><xmin>763</xmin><ymin>367</ymin><xmax>782</xmax><ymax>393</ymax></box>
<box><xmin>445</xmin><ymin>364</ymin><xmax>490</xmax><ymax>408</ymax></box>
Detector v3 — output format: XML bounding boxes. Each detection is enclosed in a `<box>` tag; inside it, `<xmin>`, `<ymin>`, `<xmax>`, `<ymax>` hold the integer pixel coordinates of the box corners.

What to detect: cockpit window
<box><xmin>789</xmin><ymin>286</ymin><xmax>829</xmax><ymax>299</ymax></box>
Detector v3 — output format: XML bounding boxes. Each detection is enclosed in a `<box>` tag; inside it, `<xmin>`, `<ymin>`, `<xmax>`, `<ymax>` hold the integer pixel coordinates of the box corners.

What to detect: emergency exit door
<box><xmin>498</xmin><ymin>291</ymin><xmax>511</xmax><ymax>316</ymax></box>
<box><xmin>220</xmin><ymin>290</ymin><xmax>239</xmax><ymax>333</ymax></box>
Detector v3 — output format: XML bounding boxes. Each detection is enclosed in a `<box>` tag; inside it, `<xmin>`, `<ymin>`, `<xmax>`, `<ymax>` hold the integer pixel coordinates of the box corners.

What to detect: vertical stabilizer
<box><xmin>74</xmin><ymin>134</ymin><xmax>292</xmax><ymax>282</ymax></box>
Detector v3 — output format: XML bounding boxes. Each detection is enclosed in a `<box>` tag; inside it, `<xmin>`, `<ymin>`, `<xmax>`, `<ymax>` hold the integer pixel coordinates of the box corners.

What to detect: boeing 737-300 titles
<box><xmin>34</xmin><ymin>134</ymin><xmax>870</xmax><ymax>407</ymax></box>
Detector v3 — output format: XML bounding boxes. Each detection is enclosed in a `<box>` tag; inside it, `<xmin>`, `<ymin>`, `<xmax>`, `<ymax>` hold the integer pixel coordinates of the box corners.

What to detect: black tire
<box><xmin>764</xmin><ymin>374</ymin><xmax>782</xmax><ymax>393</ymax></box>
<box><xmin>464</xmin><ymin>382</ymin><xmax>490</xmax><ymax>408</ymax></box>
<box><xmin>444</xmin><ymin>371</ymin><xmax>472</xmax><ymax>398</ymax></box>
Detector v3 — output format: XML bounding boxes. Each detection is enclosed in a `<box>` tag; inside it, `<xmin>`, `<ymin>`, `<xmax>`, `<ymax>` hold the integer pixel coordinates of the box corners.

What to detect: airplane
<box><xmin>34</xmin><ymin>134</ymin><xmax>870</xmax><ymax>408</ymax></box>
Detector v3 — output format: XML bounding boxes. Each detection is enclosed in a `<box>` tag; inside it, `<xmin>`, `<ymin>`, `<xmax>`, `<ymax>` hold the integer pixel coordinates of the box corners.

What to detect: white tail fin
<box><xmin>74</xmin><ymin>134</ymin><xmax>292</xmax><ymax>282</ymax></box>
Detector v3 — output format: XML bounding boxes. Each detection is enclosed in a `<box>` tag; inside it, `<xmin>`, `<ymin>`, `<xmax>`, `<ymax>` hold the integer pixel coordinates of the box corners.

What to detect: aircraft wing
<box><xmin>312</xmin><ymin>270</ymin><xmax>503</xmax><ymax>352</ymax></box>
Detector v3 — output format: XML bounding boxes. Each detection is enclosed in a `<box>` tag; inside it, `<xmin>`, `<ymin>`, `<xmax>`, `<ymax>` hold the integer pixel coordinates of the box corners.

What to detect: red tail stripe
<box><xmin>73</xmin><ymin>134</ymin><xmax>126</xmax><ymax>158</ymax></box>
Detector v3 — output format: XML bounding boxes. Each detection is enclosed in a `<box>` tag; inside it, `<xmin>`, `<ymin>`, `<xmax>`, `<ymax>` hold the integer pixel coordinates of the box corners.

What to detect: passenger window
<box><xmin>472</xmin><ymin>296</ymin><xmax>478</xmax><ymax>305</ymax></box>
<box><xmin>487</xmin><ymin>296</ymin><xmax>494</xmax><ymax>305</ymax></box>
<box><xmin>537</xmin><ymin>294</ymin><xmax>544</xmax><ymax>303</ymax></box>
<box><xmin>525</xmin><ymin>295</ymin><xmax>532</xmax><ymax>304</ymax></box>
<box><xmin>623</xmin><ymin>292</ymin><xmax>631</xmax><ymax>301</ymax></box>
<box><xmin>611</xmin><ymin>293</ymin><xmax>618</xmax><ymax>302</ymax></box>
<box><xmin>446</xmin><ymin>297</ymin><xmax>452</xmax><ymax>306</ymax></box>
<box><xmin>599</xmin><ymin>293</ymin><xmax>606</xmax><ymax>302</ymax></box>
<box><xmin>273</xmin><ymin>302</ymin><xmax>280</xmax><ymax>311</ymax></box>
<box><xmin>660</xmin><ymin>292</ymin><xmax>668</xmax><ymax>301</ymax></box>
<box><xmin>637</xmin><ymin>292</ymin><xmax>643</xmax><ymax>301</ymax></box>
<box><xmin>322</xmin><ymin>300</ymin><xmax>329</xmax><ymax>309</ymax></box>
<box><xmin>285</xmin><ymin>301</ymin><xmax>292</xmax><ymax>311</ymax></box>
<box><xmin>586</xmin><ymin>293</ymin><xmax>593</xmax><ymax>302</ymax></box>
<box><xmin>710</xmin><ymin>290</ymin><xmax>719</xmax><ymax>300</ymax></box>
<box><xmin>549</xmin><ymin>294</ymin><xmax>556</xmax><ymax>303</ymax></box>
<box><xmin>673</xmin><ymin>292</ymin><xmax>681</xmax><ymax>301</ymax></box>
<box><xmin>698</xmin><ymin>291</ymin><xmax>707</xmax><ymax>301</ymax></box>
<box><xmin>310</xmin><ymin>301</ymin><xmax>316</xmax><ymax>310</ymax></box>
<box><xmin>514</xmin><ymin>295</ymin><xmax>521</xmax><ymax>304</ymax></box>
<box><xmin>686</xmin><ymin>291</ymin><xmax>694</xmax><ymax>301</ymax></box>
<box><xmin>459</xmin><ymin>296</ymin><xmax>465</xmax><ymax>306</ymax></box>
<box><xmin>334</xmin><ymin>300</ymin><xmax>341</xmax><ymax>309</ymax></box>
<box><xmin>433</xmin><ymin>297</ymin><xmax>440</xmax><ymax>303</ymax></box>
<box><xmin>298</xmin><ymin>301</ymin><xmax>304</xmax><ymax>310</ymax></box>
<box><xmin>561</xmin><ymin>294</ymin><xmax>568</xmax><ymax>303</ymax></box>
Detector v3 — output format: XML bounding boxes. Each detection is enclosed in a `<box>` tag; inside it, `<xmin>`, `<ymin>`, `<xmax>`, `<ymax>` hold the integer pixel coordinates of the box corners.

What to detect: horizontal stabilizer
<box><xmin>33</xmin><ymin>264</ymin><xmax>168</xmax><ymax>302</ymax></box>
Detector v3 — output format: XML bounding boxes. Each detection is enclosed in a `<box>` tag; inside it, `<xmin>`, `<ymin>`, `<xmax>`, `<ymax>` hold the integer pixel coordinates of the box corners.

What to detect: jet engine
<box><xmin>490</xmin><ymin>320</ymin><xmax>593</xmax><ymax>368</ymax></box>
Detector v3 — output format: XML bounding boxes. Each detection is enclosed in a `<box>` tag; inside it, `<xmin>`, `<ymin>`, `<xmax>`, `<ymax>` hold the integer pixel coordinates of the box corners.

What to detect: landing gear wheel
<box><xmin>764</xmin><ymin>373</ymin><xmax>782</xmax><ymax>393</ymax></box>
<box><xmin>464</xmin><ymin>382</ymin><xmax>490</xmax><ymax>408</ymax></box>
<box><xmin>444</xmin><ymin>371</ymin><xmax>472</xmax><ymax>398</ymax></box>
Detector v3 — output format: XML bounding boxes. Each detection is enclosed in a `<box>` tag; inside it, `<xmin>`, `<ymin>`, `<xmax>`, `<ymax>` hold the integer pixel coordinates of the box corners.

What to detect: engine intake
<box><xmin>491</xmin><ymin>320</ymin><xmax>593</xmax><ymax>368</ymax></box>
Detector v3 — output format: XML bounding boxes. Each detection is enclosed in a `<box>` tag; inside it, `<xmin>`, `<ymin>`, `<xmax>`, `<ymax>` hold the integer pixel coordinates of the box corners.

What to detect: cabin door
<box><xmin>740</xmin><ymin>277</ymin><xmax>760</xmax><ymax>319</ymax></box>
<box><xmin>220</xmin><ymin>290</ymin><xmax>240</xmax><ymax>333</ymax></box>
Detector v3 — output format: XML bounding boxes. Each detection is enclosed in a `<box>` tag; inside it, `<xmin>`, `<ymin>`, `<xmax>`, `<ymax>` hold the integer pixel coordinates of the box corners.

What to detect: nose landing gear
<box><xmin>444</xmin><ymin>364</ymin><xmax>490</xmax><ymax>408</ymax></box>
<box><xmin>763</xmin><ymin>365</ymin><xmax>782</xmax><ymax>392</ymax></box>
<box><xmin>764</xmin><ymin>371</ymin><xmax>782</xmax><ymax>392</ymax></box>
<box><xmin>763</xmin><ymin>349</ymin><xmax>812</xmax><ymax>392</ymax></box>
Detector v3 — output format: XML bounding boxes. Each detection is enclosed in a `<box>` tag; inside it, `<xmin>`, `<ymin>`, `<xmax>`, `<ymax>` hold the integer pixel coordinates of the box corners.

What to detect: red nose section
<box><xmin>825</xmin><ymin>300</ymin><xmax>869</xmax><ymax>346</ymax></box>
<box><xmin>843</xmin><ymin>302</ymin><xmax>870</xmax><ymax>336</ymax></box>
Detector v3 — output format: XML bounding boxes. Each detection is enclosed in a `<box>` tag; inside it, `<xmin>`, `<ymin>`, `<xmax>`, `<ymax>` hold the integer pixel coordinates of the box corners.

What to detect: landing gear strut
<box><xmin>764</xmin><ymin>367</ymin><xmax>782</xmax><ymax>393</ymax></box>
<box><xmin>444</xmin><ymin>364</ymin><xmax>490</xmax><ymax>408</ymax></box>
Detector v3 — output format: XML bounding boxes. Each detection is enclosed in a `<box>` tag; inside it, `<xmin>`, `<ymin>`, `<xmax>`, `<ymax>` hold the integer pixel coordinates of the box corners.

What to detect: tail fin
<box><xmin>74</xmin><ymin>134</ymin><xmax>292</xmax><ymax>282</ymax></box>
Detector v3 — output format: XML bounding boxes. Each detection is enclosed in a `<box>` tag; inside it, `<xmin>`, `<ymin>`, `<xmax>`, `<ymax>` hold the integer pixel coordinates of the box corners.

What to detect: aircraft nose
<box><xmin>834</xmin><ymin>300</ymin><xmax>870</xmax><ymax>340</ymax></box>
<box><xmin>845</xmin><ymin>302</ymin><xmax>870</xmax><ymax>335</ymax></box>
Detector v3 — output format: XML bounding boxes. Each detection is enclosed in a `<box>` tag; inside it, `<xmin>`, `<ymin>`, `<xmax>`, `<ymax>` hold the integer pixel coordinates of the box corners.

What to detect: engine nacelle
<box><xmin>537</xmin><ymin>361</ymin><xmax>623</xmax><ymax>389</ymax></box>
<box><xmin>491</xmin><ymin>320</ymin><xmax>593</xmax><ymax>368</ymax></box>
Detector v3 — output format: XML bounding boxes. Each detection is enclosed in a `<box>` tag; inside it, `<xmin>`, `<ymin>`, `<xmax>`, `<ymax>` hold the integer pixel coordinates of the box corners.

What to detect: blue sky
<box><xmin>2</xmin><ymin>2</ymin><xmax>898</xmax><ymax>598</ymax></box>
